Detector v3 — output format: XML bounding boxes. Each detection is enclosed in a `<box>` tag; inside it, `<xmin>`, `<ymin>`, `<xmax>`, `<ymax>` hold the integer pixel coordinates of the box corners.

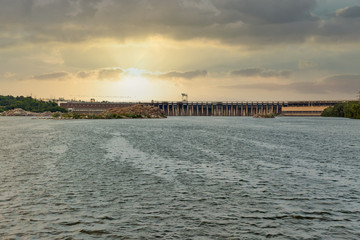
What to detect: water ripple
<box><xmin>0</xmin><ymin>117</ymin><xmax>359</xmax><ymax>239</ymax></box>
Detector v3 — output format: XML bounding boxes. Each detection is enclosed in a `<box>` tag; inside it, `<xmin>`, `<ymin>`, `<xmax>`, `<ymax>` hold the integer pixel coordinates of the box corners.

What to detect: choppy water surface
<box><xmin>0</xmin><ymin>117</ymin><xmax>359</xmax><ymax>239</ymax></box>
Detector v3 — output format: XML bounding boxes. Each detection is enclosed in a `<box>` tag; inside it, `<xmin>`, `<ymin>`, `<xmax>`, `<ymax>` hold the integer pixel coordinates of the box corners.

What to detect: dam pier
<box><xmin>152</xmin><ymin>102</ymin><xmax>281</xmax><ymax>116</ymax></box>
<box><xmin>151</xmin><ymin>101</ymin><xmax>342</xmax><ymax>117</ymax></box>
<box><xmin>60</xmin><ymin>100</ymin><xmax>343</xmax><ymax>117</ymax></box>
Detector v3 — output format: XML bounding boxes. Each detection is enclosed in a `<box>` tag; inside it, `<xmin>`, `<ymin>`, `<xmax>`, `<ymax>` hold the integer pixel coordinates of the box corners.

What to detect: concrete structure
<box><xmin>60</xmin><ymin>100</ymin><xmax>344</xmax><ymax>116</ymax></box>
<box><xmin>281</xmin><ymin>106</ymin><xmax>329</xmax><ymax>117</ymax></box>
<box><xmin>151</xmin><ymin>101</ymin><xmax>342</xmax><ymax>117</ymax></box>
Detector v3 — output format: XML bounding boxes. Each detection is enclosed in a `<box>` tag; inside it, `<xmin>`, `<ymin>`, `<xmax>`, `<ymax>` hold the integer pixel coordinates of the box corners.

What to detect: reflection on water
<box><xmin>0</xmin><ymin>117</ymin><xmax>359</xmax><ymax>239</ymax></box>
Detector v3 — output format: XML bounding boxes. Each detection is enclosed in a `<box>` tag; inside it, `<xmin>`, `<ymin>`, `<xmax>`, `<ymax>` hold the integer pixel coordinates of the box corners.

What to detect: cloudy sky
<box><xmin>1</xmin><ymin>0</ymin><xmax>360</xmax><ymax>101</ymax></box>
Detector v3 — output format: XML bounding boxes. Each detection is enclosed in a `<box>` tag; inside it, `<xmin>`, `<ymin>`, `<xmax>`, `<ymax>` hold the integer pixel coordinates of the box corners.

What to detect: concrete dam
<box><xmin>60</xmin><ymin>100</ymin><xmax>343</xmax><ymax>117</ymax></box>
<box><xmin>151</xmin><ymin>101</ymin><xmax>343</xmax><ymax>117</ymax></box>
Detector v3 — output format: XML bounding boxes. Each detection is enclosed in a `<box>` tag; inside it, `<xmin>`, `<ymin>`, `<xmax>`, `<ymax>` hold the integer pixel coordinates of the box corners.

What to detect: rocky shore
<box><xmin>1</xmin><ymin>108</ymin><xmax>56</xmax><ymax>117</ymax></box>
<box><xmin>253</xmin><ymin>113</ymin><xmax>276</xmax><ymax>118</ymax></box>
<box><xmin>58</xmin><ymin>104</ymin><xmax>167</xmax><ymax>119</ymax></box>
<box><xmin>1</xmin><ymin>105</ymin><xmax>166</xmax><ymax>119</ymax></box>
<box><xmin>103</xmin><ymin>105</ymin><xmax>166</xmax><ymax>118</ymax></box>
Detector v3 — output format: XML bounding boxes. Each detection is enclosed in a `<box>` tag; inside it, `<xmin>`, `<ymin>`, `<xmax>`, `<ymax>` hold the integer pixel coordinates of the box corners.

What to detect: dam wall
<box><xmin>152</xmin><ymin>102</ymin><xmax>281</xmax><ymax>116</ymax></box>
<box><xmin>60</xmin><ymin>100</ymin><xmax>344</xmax><ymax>116</ymax></box>
<box><xmin>151</xmin><ymin>101</ymin><xmax>342</xmax><ymax>117</ymax></box>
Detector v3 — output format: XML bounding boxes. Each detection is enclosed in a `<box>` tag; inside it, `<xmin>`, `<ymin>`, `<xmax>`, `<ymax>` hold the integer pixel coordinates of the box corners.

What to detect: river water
<box><xmin>0</xmin><ymin>117</ymin><xmax>359</xmax><ymax>239</ymax></box>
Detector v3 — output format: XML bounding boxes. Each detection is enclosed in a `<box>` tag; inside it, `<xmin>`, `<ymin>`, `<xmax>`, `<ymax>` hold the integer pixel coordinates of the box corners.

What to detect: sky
<box><xmin>0</xmin><ymin>0</ymin><xmax>360</xmax><ymax>102</ymax></box>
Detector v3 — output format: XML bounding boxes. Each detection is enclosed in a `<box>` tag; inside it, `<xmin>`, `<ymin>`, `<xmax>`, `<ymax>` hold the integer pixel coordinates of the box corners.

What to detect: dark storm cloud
<box><xmin>24</xmin><ymin>68</ymin><xmax>124</xmax><ymax>81</ymax></box>
<box><xmin>336</xmin><ymin>5</ymin><xmax>360</xmax><ymax>18</ymax></box>
<box><xmin>32</xmin><ymin>72</ymin><xmax>70</xmax><ymax>80</ymax></box>
<box><xmin>0</xmin><ymin>0</ymin><xmax>359</xmax><ymax>47</ymax></box>
<box><xmin>77</xmin><ymin>71</ymin><xmax>94</xmax><ymax>79</ymax></box>
<box><xmin>213</xmin><ymin>0</ymin><xmax>317</xmax><ymax>24</ymax></box>
<box><xmin>317</xmin><ymin>16</ymin><xmax>360</xmax><ymax>42</ymax></box>
<box><xmin>159</xmin><ymin>70</ymin><xmax>207</xmax><ymax>79</ymax></box>
<box><xmin>77</xmin><ymin>69</ymin><xmax>123</xmax><ymax>80</ymax></box>
<box><xmin>225</xmin><ymin>74</ymin><xmax>360</xmax><ymax>94</ymax></box>
<box><xmin>98</xmin><ymin>68</ymin><xmax>123</xmax><ymax>80</ymax></box>
<box><xmin>320</xmin><ymin>74</ymin><xmax>360</xmax><ymax>93</ymax></box>
<box><xmin>230</xmin><ymin>68</ymin><xmax>292</xmax><ymax>78</ymax></box>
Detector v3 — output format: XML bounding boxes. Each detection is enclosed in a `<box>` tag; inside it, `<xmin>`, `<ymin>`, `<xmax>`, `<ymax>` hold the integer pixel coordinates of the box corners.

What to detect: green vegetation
<box><xmin>263</xmin><ymin>113</ymin><xmax>276</xmax><ymax>118</ymax></box>
<box><xmin>52</xmin><ymin>112</ymin><xmax>61</xmax><ymax>118</ymax></box>
<box><xmin>253</xmin><ymin>112</ymin><xmax>277</xmax><ymax>118</ymax></box>
<box><xmin>321</xmin><ymin>101</ymin><xmax>360</xmax><ymax>119</ymax></box>
<box><xmin>0</xmin><ymin>95</ymin><xmax>67</xmax><ymax>113</ymax></box>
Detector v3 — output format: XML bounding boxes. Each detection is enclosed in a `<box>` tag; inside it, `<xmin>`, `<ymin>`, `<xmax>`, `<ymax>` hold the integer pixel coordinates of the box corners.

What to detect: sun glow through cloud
<box><xmin>1</xmin><ymin>0</ymin><xmax>360</xmax><ymax>101</ymax></box>
<box><xmin>118</xmin><ymin>69</ymin><xmax>153</xmax><ymax>101</ymax></box>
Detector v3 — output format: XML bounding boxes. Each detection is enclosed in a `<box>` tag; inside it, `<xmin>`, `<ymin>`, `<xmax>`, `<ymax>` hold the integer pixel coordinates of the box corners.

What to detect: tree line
<box><xmin>321</xmin><ymin>101</ymin><xmax>360</xmax><ymax>119</ymax></box>
<box><xmin>0</xmin><ymin>95</ymin><xmax>67</xmax><ymax>113</ymax></box>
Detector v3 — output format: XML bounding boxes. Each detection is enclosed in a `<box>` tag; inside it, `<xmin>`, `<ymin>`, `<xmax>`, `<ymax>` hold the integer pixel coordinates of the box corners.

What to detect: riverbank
<box><xmin>1</xmin><ymin>108</ymin><xmax>58</xmax><ymax>117</ymax></box>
